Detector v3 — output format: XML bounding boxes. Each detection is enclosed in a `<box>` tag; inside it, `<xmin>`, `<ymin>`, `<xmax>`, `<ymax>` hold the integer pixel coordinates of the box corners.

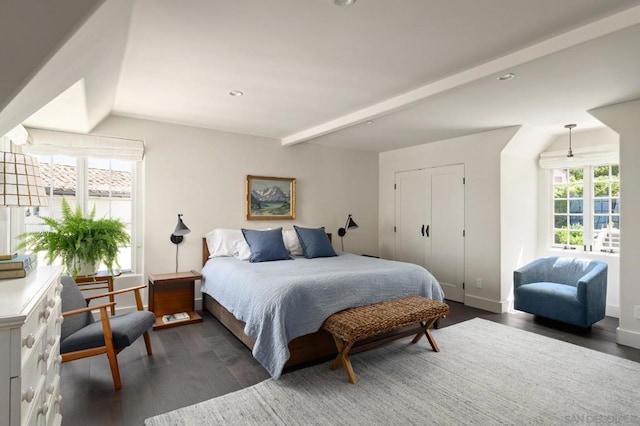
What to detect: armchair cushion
<box><xmin>61</xmin><ymin>310</ymin><xmax>155</xmax><ymax>353</ymax></box>
<box><xmin>513</xmin><ymin>257</ymin><xmax>607</xmax><ymax>328</ymax></box>
<box><xmin>60</xmin><ymin>275</ymin><xmax>95</xmax><ymax>342</ymax></box>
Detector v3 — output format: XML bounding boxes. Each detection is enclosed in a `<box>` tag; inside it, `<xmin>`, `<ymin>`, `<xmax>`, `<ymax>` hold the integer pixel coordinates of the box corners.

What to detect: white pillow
<box><xmin>205</xmin><ymin>228</ymin><xmax>244</xmax><ymax>258</ymax></box>
<box><xmin>282</xmin><ymin>229</ymin><xmax>303</xmax><ymax>256</ymax></box>
<box><xmin>234</xmin><ymin>239</ymin><xmax>252</xmax><ymax>261</ymax></box>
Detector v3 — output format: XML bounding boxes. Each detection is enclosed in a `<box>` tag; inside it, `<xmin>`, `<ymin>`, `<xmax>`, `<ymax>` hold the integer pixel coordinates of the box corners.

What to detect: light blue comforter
<box><xmin>201</xmin><ymin>253</ymin><xmax>443</xmax><ymax>378</ymax></box>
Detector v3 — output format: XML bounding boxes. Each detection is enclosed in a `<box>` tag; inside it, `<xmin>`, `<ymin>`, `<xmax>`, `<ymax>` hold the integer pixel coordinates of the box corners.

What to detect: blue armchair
<box><xmin>513</xmin><ymin>257</ymin><xmax>608</xmax><ymax>328</ymax></box>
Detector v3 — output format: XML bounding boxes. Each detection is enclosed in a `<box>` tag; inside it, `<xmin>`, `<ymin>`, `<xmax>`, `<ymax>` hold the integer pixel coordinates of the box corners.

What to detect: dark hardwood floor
<box><xmin>60</xmin><ymin>302</ymin><xmax>640</xmax><ymax>426</ymax></box>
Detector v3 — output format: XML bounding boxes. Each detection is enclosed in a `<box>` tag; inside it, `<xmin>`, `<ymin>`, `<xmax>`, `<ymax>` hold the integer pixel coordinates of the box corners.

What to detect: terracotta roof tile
<box><xmin>39</xmin><ymin>163</ymin><xmax>131</xmax><ymax>198</ymax></box>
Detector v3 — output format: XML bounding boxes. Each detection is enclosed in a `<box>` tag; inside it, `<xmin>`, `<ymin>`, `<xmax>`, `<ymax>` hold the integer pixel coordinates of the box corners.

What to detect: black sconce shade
<box><xmin>170</xmin><ymin>214</ymin><xmax>191</xmax><ymax>244</ymax></box>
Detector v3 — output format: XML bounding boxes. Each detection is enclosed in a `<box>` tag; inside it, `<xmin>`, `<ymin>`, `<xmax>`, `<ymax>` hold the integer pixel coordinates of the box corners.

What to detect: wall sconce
<box><xmin>170</xmin><ymin>213</ymin><xmax>191</xmax><ymax>273</ymax></box>
<box><xmin>337</xmin><ymin>214</ymin><xmax>358</xmax><ymax>251</ymax></box>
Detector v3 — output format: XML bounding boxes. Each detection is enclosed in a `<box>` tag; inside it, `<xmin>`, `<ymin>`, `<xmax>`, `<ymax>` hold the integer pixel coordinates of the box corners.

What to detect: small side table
<box><xmin>148</xmin><ymin>270</ymin><xmax>203</xmax><ymax>330</ymax></box>
<box><xmin>75</xmin><ymin>270</ymin><xmax>121</xmax><ymax>315</ymax></box>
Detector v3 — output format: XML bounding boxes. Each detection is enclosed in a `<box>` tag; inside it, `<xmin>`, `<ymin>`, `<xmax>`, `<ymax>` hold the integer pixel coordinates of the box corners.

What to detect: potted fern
<box><xmin>18</xmin><ymin>198</ymin><xmax>130</xmax><ymax>277</ymax></box>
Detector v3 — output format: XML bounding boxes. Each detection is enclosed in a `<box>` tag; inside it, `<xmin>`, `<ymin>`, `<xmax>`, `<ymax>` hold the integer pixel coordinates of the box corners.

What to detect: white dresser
<box><xmin>0</xmin><ymin>266</ymin><xmax>63</xmax><ymax>426</ymax></box>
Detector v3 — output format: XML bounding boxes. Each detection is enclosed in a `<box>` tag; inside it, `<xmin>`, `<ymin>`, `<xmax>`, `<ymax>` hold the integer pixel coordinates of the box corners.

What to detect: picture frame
<box><xmin>246</xmin><ymin>175</ymin><xmax>296</xmax><ymax>220</ymax></box>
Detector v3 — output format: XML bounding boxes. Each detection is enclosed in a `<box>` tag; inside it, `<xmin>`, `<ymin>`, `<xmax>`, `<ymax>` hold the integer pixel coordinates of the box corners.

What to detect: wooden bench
<box><xmin>322</xmin><ymin>295</ymin><xmax>449</xmax><ymax>384</ymax></box>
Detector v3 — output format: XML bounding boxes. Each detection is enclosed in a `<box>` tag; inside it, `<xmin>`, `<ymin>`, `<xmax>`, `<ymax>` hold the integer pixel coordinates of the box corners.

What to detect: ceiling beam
<box><xmin>281</xmin><ymin>5</ymin><xmax>640</xmax><ymax>147</ymax></box>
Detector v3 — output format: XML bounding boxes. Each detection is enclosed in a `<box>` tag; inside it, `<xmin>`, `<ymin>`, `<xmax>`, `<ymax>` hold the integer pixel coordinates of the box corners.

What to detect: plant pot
<box><xmin>73</xmin><ymin>260</ymin><xmax>100</xmax><ymax>276</ymax></box>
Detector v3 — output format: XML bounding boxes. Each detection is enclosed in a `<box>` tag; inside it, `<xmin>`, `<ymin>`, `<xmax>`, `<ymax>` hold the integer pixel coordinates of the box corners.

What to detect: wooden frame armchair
<box><xmin>60</xmin><ymin>275</ymin><xmax>156</xmax><ymax>390</ymax></box>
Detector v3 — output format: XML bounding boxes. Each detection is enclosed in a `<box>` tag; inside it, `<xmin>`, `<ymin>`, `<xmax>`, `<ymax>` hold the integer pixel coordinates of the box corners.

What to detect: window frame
<box><xmin>19</xmin><ymin>153</ymin><xmax>141</xmax><ymax>273</ymax></box>
<box><xmin>551</xmin><ymin>163</ymin><xmax>620</xmax><ymax>254</ymax></box>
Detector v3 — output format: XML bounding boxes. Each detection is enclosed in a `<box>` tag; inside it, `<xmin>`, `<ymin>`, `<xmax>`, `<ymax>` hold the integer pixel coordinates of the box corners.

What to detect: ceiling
<box><xmin>7</xmin><ymin>0</ymin><xmax>640</xmax><ymax>152</ymax></box>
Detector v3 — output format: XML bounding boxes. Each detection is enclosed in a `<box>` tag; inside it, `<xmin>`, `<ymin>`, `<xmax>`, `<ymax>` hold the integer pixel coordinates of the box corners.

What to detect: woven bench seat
<box><xmin>322</xmin><ymin>295</ymin><xmax>449</xmax><ymax>384</ymax></box>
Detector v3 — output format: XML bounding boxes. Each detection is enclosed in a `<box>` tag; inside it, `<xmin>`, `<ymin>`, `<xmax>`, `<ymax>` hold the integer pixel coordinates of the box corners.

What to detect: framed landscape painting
<box><xmin>246</xmin><ymin>175</ymin><xmax>296</xmax><ymax>220</ymax></box>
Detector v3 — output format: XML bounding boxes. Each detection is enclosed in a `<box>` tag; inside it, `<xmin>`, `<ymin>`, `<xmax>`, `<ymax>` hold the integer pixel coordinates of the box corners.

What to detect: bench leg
<box><xmin>330</xmin><ymin>336</ymin><xmax>358</xmax><ymax>384</ymax></box>
<box><xmin>411</xmin><ymin>317</ymin><xmax>441</xmax><ymax>352</ymax></box>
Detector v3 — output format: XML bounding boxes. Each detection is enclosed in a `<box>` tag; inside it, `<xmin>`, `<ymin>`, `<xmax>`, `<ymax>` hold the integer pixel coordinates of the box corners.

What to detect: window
<box><xmin>24</xmin><ymin>155</ymin><xmax>136</xmax><ymax>271</ymax></box>
<box><xmin>552</xmin><ymin>163</ymin><xmax>620</xmax><ymax>253</ymax></box>
<box><xmin>592</xmin><ymin>164</ymin><xmax>620</xmax><ymax>252</ymax></box>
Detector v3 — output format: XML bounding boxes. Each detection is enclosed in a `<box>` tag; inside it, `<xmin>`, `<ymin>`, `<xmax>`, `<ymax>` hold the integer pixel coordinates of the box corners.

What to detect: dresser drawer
<box><xmin>14</xmin><ymin>372</ymin><xmax>44</xmax><ymax>426</ymax></box>
<box><xmin>20</xmin><ymin>280</ymin><xmax>59</xmax><ymax>372</ymax></box>
<box><xmin>1</xmin><ymin>266</ymin><xmax>63</xmax><ymax>426</ymax></box>
<box><xmin>44</xmin><ymin>374</ymin><xmax>61</xmax><ymax>426</ymax></box>
<box><xmin>20</xmin><ymin>309</ymin><xmax>46</xmax><ymax>373</ymax></box>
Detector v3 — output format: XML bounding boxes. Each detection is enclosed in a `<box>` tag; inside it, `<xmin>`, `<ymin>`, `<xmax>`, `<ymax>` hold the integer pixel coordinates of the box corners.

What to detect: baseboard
<box><xmin>463</xmin><ymin>294</ymin><xmax>506</xmax><ymax>314</ymax></box>
<box><xmin>617</xmin><ymin>327</ymin><xmax>640</xmax><ymax>350</ymax></box>
<box><xmin>606</xmin><ymin>304</ymin><xmax>620</xmax><ymax>318</ymax></box>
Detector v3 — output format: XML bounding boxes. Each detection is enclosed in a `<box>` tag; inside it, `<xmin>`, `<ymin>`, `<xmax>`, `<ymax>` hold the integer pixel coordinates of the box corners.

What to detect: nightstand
<box><xmin>148</xmin><ymin>270</ymin><xmax>203</xmax><ymax>330</ymax></box>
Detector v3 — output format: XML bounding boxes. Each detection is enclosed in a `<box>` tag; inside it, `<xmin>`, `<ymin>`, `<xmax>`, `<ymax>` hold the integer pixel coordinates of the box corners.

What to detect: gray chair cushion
<box><xmin>61</xmin><ymin>275</ymin><xmax>95</xmax><ymax>341</ymax></box>
<box><xmin>61</xmin><ymin>310</ymin><xmax>156</xmax><ymax>354</ymax></box>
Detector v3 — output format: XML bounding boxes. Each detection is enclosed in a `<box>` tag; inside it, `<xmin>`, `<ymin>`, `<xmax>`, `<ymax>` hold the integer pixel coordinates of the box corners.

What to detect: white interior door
<box><xmin>429</xmin><ymin>165</ymin><xmax>465</xmax><ymax>302</ymax></box>
<box><xmin>394</xmin><ymin>169</ymin><xmax>429</xmax><ymax>266</ymax></box>
<box><xmin>394</xmin><ymin>165</ymin><xmax>465</xmax><ymax>303</ymax></box>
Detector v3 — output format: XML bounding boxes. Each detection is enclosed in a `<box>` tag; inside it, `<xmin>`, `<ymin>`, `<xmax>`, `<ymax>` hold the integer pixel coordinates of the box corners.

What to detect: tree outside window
<box><xmin>553</xmin><ymin>168</ymin><xmax>584</xmax><ymax>247</ymax></box>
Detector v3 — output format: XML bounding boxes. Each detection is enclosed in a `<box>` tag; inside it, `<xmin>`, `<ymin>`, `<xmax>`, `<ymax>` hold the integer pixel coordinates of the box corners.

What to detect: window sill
<box><xmin>548</xmin><ymin>247</ymin><xmax>619</xmax><ymax>259</ymax></box>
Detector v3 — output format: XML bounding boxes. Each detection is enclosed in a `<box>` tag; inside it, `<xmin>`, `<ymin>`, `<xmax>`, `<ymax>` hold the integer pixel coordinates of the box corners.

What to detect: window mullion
<box><xmin>583</xmin><ymin>167</ymin><xmax>593</xmax><ymax>251</ymax></box>
<box><xmin>77</xmin><ymin>156</ymin><xmax>88</xmax><ymax>212</ymax></box>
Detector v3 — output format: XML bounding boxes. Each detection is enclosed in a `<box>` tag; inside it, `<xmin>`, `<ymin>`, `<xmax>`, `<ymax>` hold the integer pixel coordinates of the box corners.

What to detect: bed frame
<box><xmin>201</xmin><ymin>236</ymin><xmax>423</xmax><ymax>372</ymax></box>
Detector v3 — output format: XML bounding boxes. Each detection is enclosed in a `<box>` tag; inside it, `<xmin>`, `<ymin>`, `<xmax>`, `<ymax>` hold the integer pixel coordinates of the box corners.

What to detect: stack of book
<box><xmin>0</xmin><ymin>254</ymin><xmax>38</xmax><ymax>280</ymax></box>
<box><xmin>162</xmin><ymin>312</ymin><xmax>191</xmax><ymax>324</ymax></box>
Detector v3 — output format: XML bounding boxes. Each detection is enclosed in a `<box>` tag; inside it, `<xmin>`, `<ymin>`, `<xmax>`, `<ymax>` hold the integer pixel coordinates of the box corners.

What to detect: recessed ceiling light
<box><xmin>229</xmin><ymin>90</ymin><xmax>244</xmax><ymax>97</ymax></box>
<box><xmin>334</xmin><ymin>0</ymin><xmax>356</xmax><ymax>6</ymax></box>
<box><xmin>365</xmin><ymin>120</ymin><xmax>374</xmax><ymax>125</ymax></box>
<box><xmin>497</xmin><ymin>73</ymin><xmax>516</xmax><ymax>81</ymax></box>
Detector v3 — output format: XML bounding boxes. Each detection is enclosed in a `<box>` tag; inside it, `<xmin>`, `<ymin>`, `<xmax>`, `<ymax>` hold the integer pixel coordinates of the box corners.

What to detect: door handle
<box><xmin>421</xmin><ymin>225</ymin><xmax>425</xmax><ymax>237</ymax></box>
<box><xmin>426</xmin><ymin>225</ymin><xmax>430</xmax><ymax>237</ymax></box>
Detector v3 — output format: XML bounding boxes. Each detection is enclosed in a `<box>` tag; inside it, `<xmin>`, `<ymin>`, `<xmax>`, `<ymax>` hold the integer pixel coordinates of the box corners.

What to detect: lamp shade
<box><xmin>170</xmin><ymin>213</ymin><xmax>190</xmax><ymax>272</ymax></box>
<box><xmin>0</xmin><ymin>152</ymin><xmax>48</xmax><ymax>206</ymax></box>
<box><xmin>345</xmin><ymin>215</ymin><xmax>358</xmax><ymax>231</ymax></box>
<box><xmin>173</xmin><ymin>215</ymin><xmax>191</xmax><ymax>236</ymax></box>
<box><xmin>338</xmin><ymin>214</ymin><xmax>358</xmax><ymax>237</ymax></box>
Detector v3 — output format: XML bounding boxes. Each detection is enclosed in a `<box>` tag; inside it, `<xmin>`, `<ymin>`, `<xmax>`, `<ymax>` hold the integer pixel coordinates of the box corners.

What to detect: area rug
<box><xmin>145</xmin><ymin>318</ymin><xmax>640</xmax><ymax>425</ymax></box>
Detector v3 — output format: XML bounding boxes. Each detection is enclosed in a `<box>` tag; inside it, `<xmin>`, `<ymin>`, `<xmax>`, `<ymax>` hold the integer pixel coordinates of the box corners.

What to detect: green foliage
<box><xmin>569</xmin><ymin>168</ymin><xmax>583</xmax><ymax>181</ymax></box>
<box><xmin>268</xmin><ymin>201</ymin><xmax>290</xmax><ymax>215</ymax></box>
<box><xmin>554</xmin><ymin>224</ymin><xmax>584</xmax><ymax>246</ymax></box>
<box><xmin>18</xmin><ymin>198</ymin><xmax>130</xmax><ymax>276</ymax></box>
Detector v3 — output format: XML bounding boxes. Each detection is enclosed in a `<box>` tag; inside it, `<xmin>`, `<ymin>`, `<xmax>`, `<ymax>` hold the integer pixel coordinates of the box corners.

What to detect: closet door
<box><xmin>394</xmin><ymin>169</ymin><xmax>430</xmax><ymax>268</ymax></box>
<box><xmin>394</xmin><ymin>165</ymin><xmax>465</xmax><ymax>303</ymax></box>
<box><xmin>428</xmin><ymin>165</ymin><xmax>465</xmax><ymax>302</ymax></box>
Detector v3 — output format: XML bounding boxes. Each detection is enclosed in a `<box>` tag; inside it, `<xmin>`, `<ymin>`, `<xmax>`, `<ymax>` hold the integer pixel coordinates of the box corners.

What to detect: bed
<box><xmin>200</xmin><ymin>228</ymin><xmax>444</xmax><ymax>379</ymax></box>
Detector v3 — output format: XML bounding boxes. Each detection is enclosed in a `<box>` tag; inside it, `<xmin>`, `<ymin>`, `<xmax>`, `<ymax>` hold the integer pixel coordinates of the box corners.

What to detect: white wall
<box><xmin>536</xmin><ymin>127</ymin><xmax>621</xmax><ymax>317</ymax></box>
<box><xmin>499</xmin><ymin>126</ymin><xmax>553</xmax><ymax>313</ymax></box>
<box><xmin>92</xmin><ymin>115</ymin><xmax>379</xmax><ymax>310</ymax></box>
<box><xmin>590</xmin><ymin>99</ymin><xmax>640</xmax><ymax>349</ymax></box>
<box><xmin>379</xmin><ymin>127</ymin><xmax>518</xmax><ymax>313</ymax></box>
<box><xmin>500</xmin><ymin>154</ymin><xmax>538</xmax><ymax>310</ymax></box>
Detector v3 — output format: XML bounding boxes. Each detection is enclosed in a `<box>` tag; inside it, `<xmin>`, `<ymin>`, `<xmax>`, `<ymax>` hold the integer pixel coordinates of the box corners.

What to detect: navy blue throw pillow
<box><xmin>293</xmin><ymin>226</ymin><xmax>337</xmax><ymax>259</ymax></box>
<box><xmin>241</xmin><ymin>228</ymin><xmax>291</xmax><ymax>263</ymax></box>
